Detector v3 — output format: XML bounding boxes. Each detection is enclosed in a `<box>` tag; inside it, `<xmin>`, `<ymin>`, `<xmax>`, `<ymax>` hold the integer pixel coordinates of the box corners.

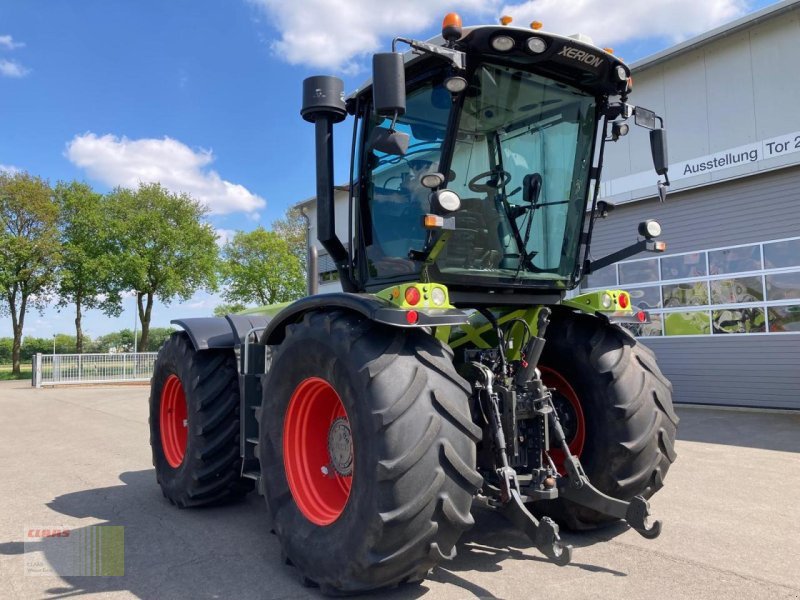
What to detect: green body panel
<box><xmin>562</xmin><ymin>289</ymin><xmax>633</xmax><ymax>314</ymax></box>
<box><xmin>232</xmin><ymin>286</ymin><xmax>633</xmax><ymax>361</ymax></box>
<box><xmin>237</xmin><ymin>301</ymin><xmax>293</xmax><ymax>318</ymax></box>
<box><xmin>447</xmin><ymin>307</ymin><xmax>544</xmax><ymax>362</ymax></box>
<box><xmin>375</xmin><ymin>282</ymin><xmax>454</xmax><ymax>310</ymax></box>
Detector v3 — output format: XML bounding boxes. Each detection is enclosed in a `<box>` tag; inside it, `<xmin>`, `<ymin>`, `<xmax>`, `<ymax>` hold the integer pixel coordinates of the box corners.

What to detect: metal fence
<box><xmin>32</xmin><ymin>352</ymin><xmax>158</xmax><ymax>388</ymax></box>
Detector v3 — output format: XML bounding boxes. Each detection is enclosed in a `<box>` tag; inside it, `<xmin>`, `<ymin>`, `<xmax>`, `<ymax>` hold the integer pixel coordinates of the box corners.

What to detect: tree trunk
<box><xmin>137</xmin><ymin>292</ymin><xmax>154</xmax><ymax>351</ymax></box>
<box><xmin>75</xmin><ymin>296</ymin><xmax>83</xmax><ymax>354</ymax></box>
<box><xmin>8</xmin><ymin>291</ymin><xmax>26</xmax><ymax>376</ymax></box>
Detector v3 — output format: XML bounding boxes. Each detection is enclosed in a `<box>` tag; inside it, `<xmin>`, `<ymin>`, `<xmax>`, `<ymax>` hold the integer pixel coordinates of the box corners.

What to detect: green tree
<box><xmin>220</xmin><ymin>227</ymin><xmax>304</xmax><ymax>307</ymax></box>
<box><xmin>107</xmin><ymin>183</ymin><xmax>219</xmax><ymax>351</ymax></box>
<box><xmin>144</xmin><ymin>327</ymin><xmax>175</xmax><ymax>352</ymax></box>
<box><xmin>0</xmin><ymin>338</ymin><xmax>12</xmax><ymax>363</ymax></box>
<box><xmin>0</xmin><ymin>172</ymin><xmax>60</xmax><ymax>375</ymax></box>
<box><xmin>54</xmin><ymin>181</ymin><xmax>120</xmax><ymax>353</ymax></box>
<box><xmin>271</xmin><ymin>206</ymin><xmax>307</xmax><ymax>268</ymax></box>
<box><xmin>213</xmin><ymin>302</ymin><xmax>247</xmax><ymax>317</ymax></box>
<box><xmin>17</xmin><ymin>336</ymin><xmax>70</xmax><ymax>360</ymax></box>
<box><xmin>94</xmin><ymin>329</ymin><xmax>135</xmax><ymax>353</ymax></box>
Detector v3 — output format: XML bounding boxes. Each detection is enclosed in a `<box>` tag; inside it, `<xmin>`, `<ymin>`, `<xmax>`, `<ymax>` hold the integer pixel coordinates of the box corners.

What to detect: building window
<box><xmin>580</xmin><ymin>235</ymin><xmax>800</xmax><ymax>338</ymax></box>
<box><xmin>619</xmin><ymin>258</ymin><xmax>659</xmax><ymax>284</ymax></box>
<box><xmin>584</xmin><ymin>264</ymin><xmax>617</xmax><ymax>288</ymax></box>
<box><xmin>767</xmin><ymin>305</ymin><xmax>800</xmax><ymax>332</ymax></box>
<box><xmin>663</xmin><ymin>281</ymin><xmax>708</xmax><ymax>307</ymax></box>
<box><xmin>661</xmin><ymin>252</ymin><xmax>706</xmax><ymax>279</ymax></box>
<box><xmin>708</xmin><ymin>244</ymin><xmax>761</xmax><ymax>275</ymax></box>
<box><xmin>318</xmin><ymin>252</ymin><xmax>339</xmax><ymax>284</ymax></box>
<box><xmin>764</xmin><ymin>239</ymin><xmax>800</xmax><ymax>269</ymax></box>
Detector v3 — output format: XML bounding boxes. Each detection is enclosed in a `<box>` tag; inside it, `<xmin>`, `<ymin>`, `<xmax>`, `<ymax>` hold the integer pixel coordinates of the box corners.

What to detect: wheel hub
<box><xmin>327</xmin><ymin>417</ymin><xmax>353</xmax><ymax>476</ymax></box>
<box><xmin>552</xmin><ymin>392</ymin><xmax>578</xmax><ymax>442</ymax></box>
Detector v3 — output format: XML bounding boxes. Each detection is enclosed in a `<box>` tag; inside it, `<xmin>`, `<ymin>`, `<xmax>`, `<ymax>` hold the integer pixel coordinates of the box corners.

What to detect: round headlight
<box><xmin>432</xmin><ymin>189</ymin><xmax>461</xmax><ymax>213</ymax></box>
<box><xmin>431</xmin><ymin>287</ymin><xmax>446</xmax><ymax>306</ymax></box>
<box><xmin>601</xmin><ymin>292</ymin><xmax>613</xmax><ymax>309</ymax></box>
<box><xmin>526</xmin><ymin>37</ymin><xmax>547</xmax><ymax>54</ymax></box>
<box><xmin>420</xmin><ymin>172</ymin><xmax>445</xmax><ymax>189</ymax></box>
<box><xmin>638</xmin><ymin>219</ymin><xmax>662</xmax><ymax>239</ymax></box>
<box><xmin>491</xmin><ymin>35</ymin><xmax>515</xmax><ymax>52</ymax></box>
<box><xmin>615</xmin><ymin>65</ymin><xmax>628</xmax><ymax>81</ymax></box>
<box><xmin>444</xmin><ymin>76</ymin><xmax>468</xmax><ymax>93</ymax></box>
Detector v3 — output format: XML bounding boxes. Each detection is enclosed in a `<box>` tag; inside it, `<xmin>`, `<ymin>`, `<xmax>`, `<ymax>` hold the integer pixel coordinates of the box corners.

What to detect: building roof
<box><xmin>294</xmin><ymin>184</ymin><xmax>350</xmax><ymax>210</ymax></box>
<box><xmin>631</xmin><ymin>0</ymin><xmax>800</xmax><ymax>73</ymax></box>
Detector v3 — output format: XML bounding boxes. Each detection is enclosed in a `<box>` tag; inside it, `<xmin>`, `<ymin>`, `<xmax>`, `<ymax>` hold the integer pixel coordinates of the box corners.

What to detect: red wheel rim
<box><xmin>283</xmin><ymin>377</ymin><xmax>353</xmax><ymax>526</ymax></box>
<box><xmin>160</xmin><ymin>374</ymin><xmax>188</xmax><ymax>468</ymax></box>
<box><xmin>540</xmin><ymin>366</ymin><xmax>586</xmax><ymax>474</ymax></box>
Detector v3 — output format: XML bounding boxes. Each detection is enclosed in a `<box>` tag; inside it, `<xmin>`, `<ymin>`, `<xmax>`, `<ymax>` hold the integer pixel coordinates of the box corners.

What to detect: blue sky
<box><xmin>0</xmin><ymin>0</ymin><xmax>780</xmax><ymax>341</ymax></box>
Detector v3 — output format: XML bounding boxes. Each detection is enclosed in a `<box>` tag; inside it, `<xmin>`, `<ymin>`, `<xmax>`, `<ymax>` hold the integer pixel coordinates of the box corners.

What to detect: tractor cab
<box><xmin>362</xmin><ymin>61</ymin><xmax>596</xmax><ymax>287</ymax></box>
<box><xmin>302</xmin><ymin>14</ymin><xmax>670</xmax><ymax>303</ymax></box>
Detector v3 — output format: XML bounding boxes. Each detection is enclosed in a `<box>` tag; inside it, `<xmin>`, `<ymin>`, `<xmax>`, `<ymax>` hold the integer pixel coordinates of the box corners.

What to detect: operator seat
<box><xmin>441</xmin><ymin>197</ymin><xmax>502</xmax><ymax>269</ymax></box>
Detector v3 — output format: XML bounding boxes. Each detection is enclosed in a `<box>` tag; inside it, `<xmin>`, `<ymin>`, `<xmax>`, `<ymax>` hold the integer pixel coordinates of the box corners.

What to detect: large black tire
<box><xmin>258</xmin><ymin>310</ymin><xmax>482</xmax><ymax>594</ymax></box>
<box><xmin>536</xmin><ymin>311</ymin><xmax>679</xmax><ymax>529</ymax></box>
<box><xmin>149</xmin><ymin>332</ymin><xmax>253</xmax><ymax>507</ymax></box>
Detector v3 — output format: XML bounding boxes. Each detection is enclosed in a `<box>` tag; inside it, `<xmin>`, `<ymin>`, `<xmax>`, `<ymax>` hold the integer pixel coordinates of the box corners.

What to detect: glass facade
<box><xmin>581</xmin><ymin>235</ymin><xmax>800</xmax><ymax>337</ymax></box>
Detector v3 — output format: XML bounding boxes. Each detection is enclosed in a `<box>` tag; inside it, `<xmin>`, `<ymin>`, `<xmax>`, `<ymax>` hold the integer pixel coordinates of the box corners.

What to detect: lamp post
<box><xmin>52</xmin><ymin>334</ymin><xmax>56</xmax><ymax>356</ymax></box>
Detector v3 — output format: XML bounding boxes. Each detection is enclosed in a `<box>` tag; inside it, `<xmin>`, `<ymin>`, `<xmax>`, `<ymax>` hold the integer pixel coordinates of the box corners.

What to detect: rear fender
<box><xmin>171</xmin><ymin>315</ymin><xmax>272</xmax><ymax>352</ymax></box>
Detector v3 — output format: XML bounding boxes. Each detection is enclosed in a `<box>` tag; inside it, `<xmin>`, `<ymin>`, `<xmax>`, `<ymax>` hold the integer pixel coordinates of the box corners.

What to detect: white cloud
<box><xmin>500</xmin><ymin>0</ymin><xmax>748</xmax><ymax>48</ymax></box>
<box><xmin>0</xmin><ymin>164</ymin><xmax>20</xmax><ymax>174</ymax></box>
<box><xmin>0</xmin><ymin>59</ymin><xmax>29</xmax><ymax>78</ymax></box>
<box><xmin>65</xmin><ymin>133</ymin><xmax>266</xmax><ymax>216</ymax></box>
<box><xmin>249</xmin><ymin>0</ymin><xmax>497</xmax><ymax>72</ymax></box>
<box><xmin>0</xmin><ymin>34</ymin><xmax>24</xmax><ymax>50</ymax></box>
<box><xmin>250</xmin><ymin>0</ymin><xmax>751</xmax><ymax>72</ymax></box>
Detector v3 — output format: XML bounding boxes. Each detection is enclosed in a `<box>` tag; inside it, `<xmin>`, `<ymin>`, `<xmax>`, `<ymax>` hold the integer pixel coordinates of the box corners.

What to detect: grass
<box><xmin>0</xmin><ymin>364</ymin><xmax>32</xmax><ymax>380</ymax></box>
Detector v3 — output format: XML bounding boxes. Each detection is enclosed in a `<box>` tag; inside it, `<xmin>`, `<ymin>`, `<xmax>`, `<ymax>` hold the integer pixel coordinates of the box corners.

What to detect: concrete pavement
<box><xmin>0</xmin><ymin>379</ymin><xmax>798</xmax><ymax>599</ymax></box>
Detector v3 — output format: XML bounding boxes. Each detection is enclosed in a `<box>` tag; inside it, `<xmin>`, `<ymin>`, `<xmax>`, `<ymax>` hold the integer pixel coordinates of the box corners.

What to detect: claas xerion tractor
<box><xmin>149</xmin><ymin>13</ymin><xmax>678</xmax><ymax>594</ymax></box>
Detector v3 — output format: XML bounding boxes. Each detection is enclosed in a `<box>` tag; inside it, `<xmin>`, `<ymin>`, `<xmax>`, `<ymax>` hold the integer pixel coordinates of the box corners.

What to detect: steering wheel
<box><xmin>469</xmin><ymin>169</ymin><xmax>511</xmax><ymax>193</ymax></box>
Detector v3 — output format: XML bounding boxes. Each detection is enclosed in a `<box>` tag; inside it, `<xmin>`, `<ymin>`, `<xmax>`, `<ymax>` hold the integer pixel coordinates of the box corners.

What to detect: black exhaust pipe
<box><xmin>301</xmin><ymin>76</ymin><xmax>349</xmax><ymax>271</ymax></box>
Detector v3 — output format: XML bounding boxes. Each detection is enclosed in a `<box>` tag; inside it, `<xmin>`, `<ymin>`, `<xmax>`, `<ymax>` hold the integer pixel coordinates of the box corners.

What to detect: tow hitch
<box><xmin>472</xmin><ymin>308</ymin><xmax>662</xmax><ymax>567</ymax></box>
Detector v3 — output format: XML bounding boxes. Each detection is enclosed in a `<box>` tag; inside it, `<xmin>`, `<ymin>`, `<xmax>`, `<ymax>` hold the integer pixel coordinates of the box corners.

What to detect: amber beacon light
<box><xmin>442</xmin><ymin>13</ymin><xmax>463</xmax><ymax>42</ymax></box>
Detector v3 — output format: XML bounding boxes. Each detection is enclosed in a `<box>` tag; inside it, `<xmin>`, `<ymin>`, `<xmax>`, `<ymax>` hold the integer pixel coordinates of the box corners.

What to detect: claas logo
<box><xmin>27</xmin><ymin>528</ymin><xmax>71</xmax><ymax>538</ymax></box>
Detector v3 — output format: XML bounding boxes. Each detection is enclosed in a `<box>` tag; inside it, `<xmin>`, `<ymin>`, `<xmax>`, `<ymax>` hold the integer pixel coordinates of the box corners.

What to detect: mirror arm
<box><xmin>587</xmin><ymin>239</ymin><xmax>666</xmax><ymax>274</ymax></box>
<box><xmin>392</xmin><ymin>37</ymin><xmax>467</xmax><ymax>70</ymax></box>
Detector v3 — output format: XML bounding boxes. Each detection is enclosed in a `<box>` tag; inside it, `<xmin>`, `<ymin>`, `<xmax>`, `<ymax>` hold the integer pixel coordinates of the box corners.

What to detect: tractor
<box><xmin>150</xmin><ymin>13</ymin><xmax>678</xmax><ymax>595</ymax></box>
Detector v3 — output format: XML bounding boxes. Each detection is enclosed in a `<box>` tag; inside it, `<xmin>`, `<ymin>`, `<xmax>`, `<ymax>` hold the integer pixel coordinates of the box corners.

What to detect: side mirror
<box><xmin>634</xmin><ymin>106</ymin><xmax>656</xmax><ymax>129</ymax></box>
<box><xmin>366</xmin><ymin>127</ymin><xmax>409</xmax><ymax>156</ymax></box>
<box><xmin>372</xmin><ymin>52</ymin><xmax>406</xmax><ymax>118</ymax></box>
<box><xmin>650</xmin><ymin>128</ymin><xmax>668</xmax><ymax>176</ymax></box>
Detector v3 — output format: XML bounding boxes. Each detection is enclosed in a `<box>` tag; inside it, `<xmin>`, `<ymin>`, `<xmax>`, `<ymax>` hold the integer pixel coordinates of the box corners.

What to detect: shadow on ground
<box><xmin>0</xmin><ymin>469</ymin><xmax>632</xmax><ymax>600</ymax></box>
<box><xmin>675</xmin><ymin>406</ymin><xmax>800</xmax><ymax>452</ymax></box>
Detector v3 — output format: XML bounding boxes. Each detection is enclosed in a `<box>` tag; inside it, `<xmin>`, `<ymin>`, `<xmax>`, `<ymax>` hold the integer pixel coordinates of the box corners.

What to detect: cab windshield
<box><xmin>363</xmin><ymin>63</ymin><xmax>597</xmax><ymax>287</ymax></box>
<box><xmin>439</xmin><ymin>64</ymin><xmax>596</xmax><ymax>285</ymax></box>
